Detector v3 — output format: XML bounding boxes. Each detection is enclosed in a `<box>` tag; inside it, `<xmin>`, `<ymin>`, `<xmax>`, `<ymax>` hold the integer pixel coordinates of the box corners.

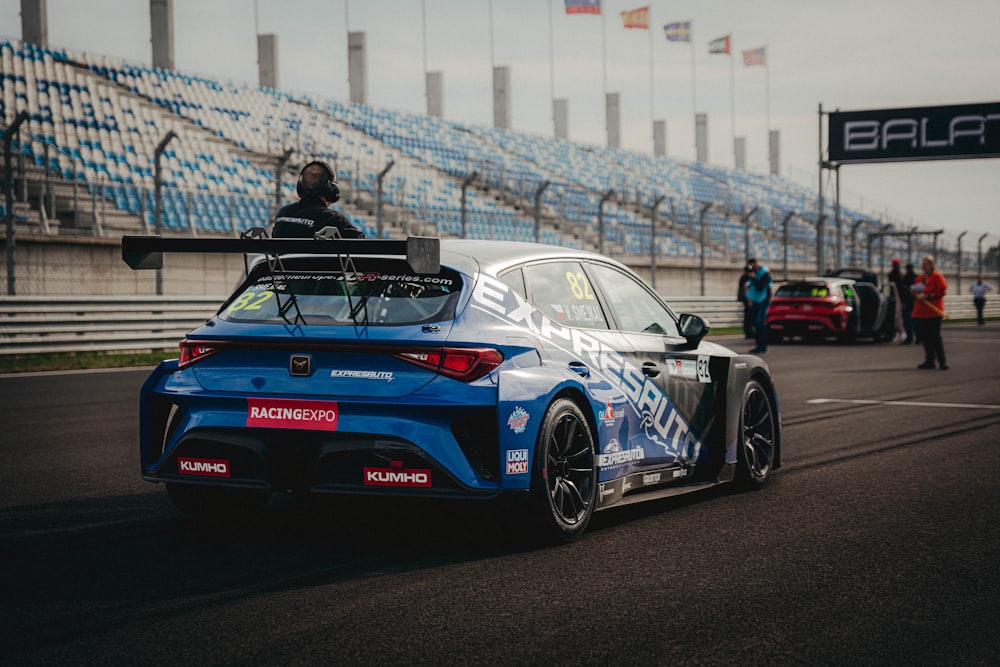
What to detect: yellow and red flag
<box><xmin>620</xmin><ymin>6</ymin><xmax>649</xmax><ymax>29</ymax></box>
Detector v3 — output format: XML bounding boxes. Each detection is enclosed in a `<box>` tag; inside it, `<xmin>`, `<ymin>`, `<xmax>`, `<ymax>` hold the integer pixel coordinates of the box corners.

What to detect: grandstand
<box><xmin>2</xmin><ymin>36</ymin><xmax>957</xmax><ymax>295</ymax></box>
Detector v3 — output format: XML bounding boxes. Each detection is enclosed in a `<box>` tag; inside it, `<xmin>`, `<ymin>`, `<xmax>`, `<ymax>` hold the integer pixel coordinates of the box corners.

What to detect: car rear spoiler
<box><xmin>121</xmin><ymin>234</ymin><xmax>441</xmax><ymax>274</ymax></box>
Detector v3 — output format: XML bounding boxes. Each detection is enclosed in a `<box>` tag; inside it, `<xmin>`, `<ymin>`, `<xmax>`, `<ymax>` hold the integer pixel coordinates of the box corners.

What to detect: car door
<box><xmin>583</xmin><ymin>261</ymin><xmax>722</xmax><ymax>481</ymax></box>
<box><xmin>518</xmin><ymin>260</ymin><xmax>658</xmax><ymax>495</ymax></box>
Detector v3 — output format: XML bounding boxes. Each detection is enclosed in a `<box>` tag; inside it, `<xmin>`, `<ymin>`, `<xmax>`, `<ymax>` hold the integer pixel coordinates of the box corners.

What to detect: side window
<box><xmin>498</xmin><ymin>268</ymin><xmax>527</xmax><ymax>300</ymax></box>
<box><xmin>586</xmin><ymin>262</ymin><xmax>681</xmax><ymax>337</ymax></box>
<box><xmin>522</xmin><ymin>261</ymin><xmax>609</xmax><ymax>329</ymax></box>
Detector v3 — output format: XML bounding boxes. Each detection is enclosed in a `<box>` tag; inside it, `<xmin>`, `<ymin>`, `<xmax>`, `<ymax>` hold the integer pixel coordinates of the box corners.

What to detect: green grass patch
<box><xmin>0</xmin><ymin>349</ymin><xmax>176</xmax><ymax>374</ymax></box>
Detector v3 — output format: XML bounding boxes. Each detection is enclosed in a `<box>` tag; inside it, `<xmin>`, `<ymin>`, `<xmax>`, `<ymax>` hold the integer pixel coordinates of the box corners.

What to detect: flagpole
<box><xmin>602</xmin><ymin>6</ymin><xmax>608</xmax><ymax>144</ymax></box>
<box><xmin>649</xmin><ymin>11</ymin><xmax>654</xmax><ymax>153</ymax></box>
<box><xmin>421</xmin><ymin>0</ymin><xmax>428</xmax><ymax>113</ymax></box>
<box><xmin>691</xmin><ymin>28</ymin><xmax>696</xmax><ymax>160</ymax></box>
<box><xmin>730</xmin><ymin>37</ymin><xmax>736</xmax><ymax>168</ymax></box>
<box><xmin>549</xmin><ymin>0</ymin><xmax>555</xmax><ymax>136</ymax></box>
<box><xmin>765</xmin><ymin>47</ymin><xmax>771</xmax><ymax>147</ymax></box>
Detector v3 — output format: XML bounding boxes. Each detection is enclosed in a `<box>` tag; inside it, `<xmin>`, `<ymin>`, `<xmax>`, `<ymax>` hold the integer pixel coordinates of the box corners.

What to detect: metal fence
<box><xmin>2</xmin><ymin>295</ymin><xmax>996</xmax><ymax>357</ymax></box>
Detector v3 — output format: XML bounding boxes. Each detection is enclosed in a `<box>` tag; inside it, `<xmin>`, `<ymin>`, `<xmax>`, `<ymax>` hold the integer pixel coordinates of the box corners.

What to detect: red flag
<box><xmin>565</xmin><ymin>0</ymin><xmax>601</xmax><ymax>15</ymax></box>
<box><xmin>620</xmin><ymin>6</ymin><xmax>649</xmax><ymax>29</ymax></box>
<box><xmin>708</xmin><ymin>35</ymin><xmax>731</xmax><ymax>55</ymax></box>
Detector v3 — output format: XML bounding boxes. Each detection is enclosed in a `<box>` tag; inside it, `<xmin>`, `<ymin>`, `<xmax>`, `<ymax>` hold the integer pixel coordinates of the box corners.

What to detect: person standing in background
<box><xmin>911</xmin><ymin>256</ymin><xmax>948</xmax><ymax>370</ymax></box>
<box><xmin>745</xmin><ymin>258</ymin><xmax>772</xmax><ymax>354</ymax></box>
<box><xmin>888</xmin><ymin>259</ymin><xmax>913</xmax><ymax>343</ymax></box>
<box><xmin>903</xmin><ymin>262</ymin><xmax>919</xmax><ymax>344</ymax></box>
<box><xmin>738</xmin><ymin>263</ymin><xmax>755</xmax><ymax>339</ymax></box>
<box><xmin>969</xmin><ymin>275</ymin><xmax>993</xmax><ymax>325</ymax></box>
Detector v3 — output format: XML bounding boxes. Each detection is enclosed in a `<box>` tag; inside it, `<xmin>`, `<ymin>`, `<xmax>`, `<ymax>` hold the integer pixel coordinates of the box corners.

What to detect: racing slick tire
<box><xmin>528</xmin><ymin>398</ymin><xmax>597</xmax><ymax>543</ymax></box>
<box><xmin>734</xmin><ymin>379</ymin><xmax>777</xmax><ymax>491</ymax></box>
<box><xmin>166</xmin><ymin>483</ymin><xmax>271</xmax><ymax>523</ymax></box>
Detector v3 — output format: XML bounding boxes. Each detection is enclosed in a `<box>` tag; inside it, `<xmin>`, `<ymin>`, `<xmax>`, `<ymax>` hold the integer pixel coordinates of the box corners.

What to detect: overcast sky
<box><xmin>1</xmin><ymin>0</ymin><xmax>998</xmax><ymax>246</ymax></box>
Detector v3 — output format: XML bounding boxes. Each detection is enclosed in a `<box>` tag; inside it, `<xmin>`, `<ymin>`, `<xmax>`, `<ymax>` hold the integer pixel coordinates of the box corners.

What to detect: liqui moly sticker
<box><xmin>506</xmin><ymin>448</ymin><xmax>529</xmax><ymax>475</ymax></box>
<box><xmin>177</xmin><ymin>457</ymin><xmax>230</xmax><ymax>477</ymax></box>
<box><xmin>246</xmin><ymin>398</ymin><xmax>339</xmax><ymax>431</ymax></box>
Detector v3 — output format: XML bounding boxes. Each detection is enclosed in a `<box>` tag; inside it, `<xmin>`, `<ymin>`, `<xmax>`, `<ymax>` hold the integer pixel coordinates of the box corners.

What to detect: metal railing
<box><xmin>1</xmin><ymin>295</ymin><xmax>995</xmax><ymax>356</ymax></box>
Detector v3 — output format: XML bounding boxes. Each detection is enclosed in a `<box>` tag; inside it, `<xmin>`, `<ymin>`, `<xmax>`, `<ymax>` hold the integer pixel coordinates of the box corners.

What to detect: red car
<box><xmin>765</xmin><ymin>277</ymin><xmax>897</xmax><ymax>343</ymax></box>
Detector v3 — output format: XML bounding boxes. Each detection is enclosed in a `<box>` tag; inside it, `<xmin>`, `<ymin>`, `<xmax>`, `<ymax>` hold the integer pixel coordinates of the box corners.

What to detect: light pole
<box><xmin>978</xmin><ymin>233</ymin><xmax>988</xmax><ymax>274</ymax></box>
<box><xmin>781</xmin><ymin>211</ymin><xmax>796</xmax><ymax>280</ymax></box>
<box><xmin>154</xmin><ymin>130</ymin><xmax>178</xmax><ymax>295</ymax></box>
<box><xmin>649</xmin><ymin>194</ymin><xmax>666</xmax><ymax>289</ymax></box>
<box><xmin>460</xmin><ymin>170</ymin><xmax>478</xmax><ymax>239</ymax></box>
<box><xmin>533</xmin><ymin>180</ymin><xmax>551</xmax><ymax>244</ymax></box>
<box><xmin>742</xmin><ymin>204</ymin><xmax>758</xmax><ymax>261</ymax></box>
<box><xmin>698</xmin><ymin>202</ymin><xmax>714</xmax><ymax>296</ymax></box>
<box><xmin>375</xmin><ymin>158</ymin><xmax>395</xmax><ymax>239</ymax></box>
<box><xmin>956</xmin><ymin>231</ymin><xmax>967</xmax><ymax>295</ymax></box>
<box><xmin>598</xmin><ymin>188</ymin><xmax>615</xmax><ymax>256</ymax></box>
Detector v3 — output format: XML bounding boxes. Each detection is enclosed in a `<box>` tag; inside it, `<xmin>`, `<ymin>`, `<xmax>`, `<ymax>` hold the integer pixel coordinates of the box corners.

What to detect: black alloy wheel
<box><xmin>531</xmin><ymin>398</ymin><xmax>597</xmax><ymax>542</ymax></box>
<box><xmin>736</xmin><ymin>379</ymin><xmax>777</xmax><ymax>490</ymax></box>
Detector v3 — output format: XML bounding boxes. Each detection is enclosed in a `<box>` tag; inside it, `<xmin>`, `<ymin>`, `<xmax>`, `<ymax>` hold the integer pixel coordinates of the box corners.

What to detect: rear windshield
<box><xmin>776</xmin><ymin>283</ymin><xmax>830</xmax><ymax>298</ymax></box>
<box><xmin>220</xmin><ymin>258</ymin><xmax>462</xmax><ymax>326</ymax></box>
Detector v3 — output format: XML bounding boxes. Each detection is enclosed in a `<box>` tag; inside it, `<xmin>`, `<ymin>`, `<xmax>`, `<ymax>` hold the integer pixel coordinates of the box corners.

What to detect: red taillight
<box><xmin>394</xmin><ymin>347</ymin><xmax>504</xmax><ymax>381</ymax></box>
<box><xmin>178</xmin><ymin>340</ymin><xmax>221</xmax><ymax>369</ymax></box>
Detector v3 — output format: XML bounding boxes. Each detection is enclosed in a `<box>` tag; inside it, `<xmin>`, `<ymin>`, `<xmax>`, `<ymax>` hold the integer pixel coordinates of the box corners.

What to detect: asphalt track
<box><xmin>2</xmin><ymin>324</ymin><xmax>998</xmax><ymax>665</ymax></box>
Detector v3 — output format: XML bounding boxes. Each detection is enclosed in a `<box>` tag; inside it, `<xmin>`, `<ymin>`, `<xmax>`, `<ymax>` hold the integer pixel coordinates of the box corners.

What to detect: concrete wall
<box><xmin>149</xmin><ymin>0</ymin><xmax>174</xmax><ymax>70</ymax></box>
<box><xmin>1</xmin><ymin>234</ymin><xmax>822</xmax><ymax>298</ymax></box>
<box><xmin>257</xmin><ymin>34</ymin><xmax>278</xmax><ymax>90</ymax></box>
<box><xmin>348</xmin><ymin>31</ymin><xmax>367</xmax><ymax>104</ymax></box>
<box><xmin>20</xmin><ymin>0</ymin><xmax>47</xmax><ymax>46</ymax></box>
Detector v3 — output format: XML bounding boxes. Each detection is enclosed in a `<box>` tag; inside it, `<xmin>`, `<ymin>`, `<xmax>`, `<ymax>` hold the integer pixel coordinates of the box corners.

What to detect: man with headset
<box><xmin>271</xmin><ymin>160</ymin><xmax>365</xmax><ymax>238</ymax></box>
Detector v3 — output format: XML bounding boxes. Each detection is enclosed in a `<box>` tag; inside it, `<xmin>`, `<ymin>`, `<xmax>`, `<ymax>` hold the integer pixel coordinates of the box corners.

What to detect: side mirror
<box><xmin>678</xmin><ymin>313</ymin><xmax>710</xmax><ymax>347</ymax></box>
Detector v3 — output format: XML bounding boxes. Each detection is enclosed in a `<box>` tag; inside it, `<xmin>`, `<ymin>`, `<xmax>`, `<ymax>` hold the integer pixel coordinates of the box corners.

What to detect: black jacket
<box><xmin>271</xmin><ymin>196</ymin><xmax>365</xmax><ymax>238</ymax></box>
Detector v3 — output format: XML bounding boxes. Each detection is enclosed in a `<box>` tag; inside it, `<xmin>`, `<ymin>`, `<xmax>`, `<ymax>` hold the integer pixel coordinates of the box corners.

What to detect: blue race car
<box><xmin>123</xmin><ymin>234</ymin><xmax>781</xmax><ymax>542</ymax></box>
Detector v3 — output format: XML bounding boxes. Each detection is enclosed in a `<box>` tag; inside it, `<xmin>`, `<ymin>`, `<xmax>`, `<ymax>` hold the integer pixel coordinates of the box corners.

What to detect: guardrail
<box><xmin>0</xmin><ymin>296</ymin><xmax>223</xmax><ymax>355</ymax></box>
<box><xmin>1</xmin><ymin>295</ymin><xmax>995</xmax><ymax>356</ymax></box>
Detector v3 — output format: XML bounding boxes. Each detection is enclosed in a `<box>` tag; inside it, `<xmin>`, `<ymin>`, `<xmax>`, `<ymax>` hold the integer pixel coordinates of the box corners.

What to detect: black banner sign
<box><xmin>828</xmin><ymin>102</ymin><xmax>1000</xmax><ymax>164</ymax></box>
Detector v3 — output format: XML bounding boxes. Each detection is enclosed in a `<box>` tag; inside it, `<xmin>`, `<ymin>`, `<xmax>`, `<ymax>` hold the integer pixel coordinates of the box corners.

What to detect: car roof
<box><xmin>781</xmin><ymin>276</ymin><xmax>856</xmax><ymax>286</ymax></box>
<box><xmin>438</xmin><ymin>239</ymin><xmax>625</xmax><ymax>276</ymax></box>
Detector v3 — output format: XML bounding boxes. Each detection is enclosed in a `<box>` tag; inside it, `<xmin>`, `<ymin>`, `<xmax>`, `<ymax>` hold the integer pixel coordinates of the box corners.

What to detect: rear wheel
<box><xmin>529</xmin><ymin>398</ymin><xmax>597</xmax><ymax>543</ymax></box>
<box><xmin>735</xmin><ymin>380</ymin><xmax>777</xmax><ymax>490</ymax></box>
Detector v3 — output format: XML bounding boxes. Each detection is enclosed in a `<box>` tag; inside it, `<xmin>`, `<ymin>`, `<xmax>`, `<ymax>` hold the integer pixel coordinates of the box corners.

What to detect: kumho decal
<box><xmin>246</xmin><ymin>398</ymin><xmax>339</xmax><ymax>431</ymax></box>
<box><xmin>177</xmin><ymin>457</ymin><xmax>230</xmax><ymax>477</ymax></box>
<box><xmin>363</xmin><ymin>467</ymin><xmax>432</xmax><ymax>488</ymax></box>
<box><xmin>472</xmin><ymin>275</ymin><xmax>700</xmax><ymax>461</ymax></box>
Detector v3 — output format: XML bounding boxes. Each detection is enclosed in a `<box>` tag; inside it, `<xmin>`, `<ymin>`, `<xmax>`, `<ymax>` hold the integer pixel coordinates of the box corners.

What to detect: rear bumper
<box><xmin>767</xmin><ymin>316</ymin><xmax>842</xmax><ymax>336</ymax></box>
<box><xmin>145</xmin><ymin>426</ymin><xmax>506</xmax><ymax>500</ymax></box>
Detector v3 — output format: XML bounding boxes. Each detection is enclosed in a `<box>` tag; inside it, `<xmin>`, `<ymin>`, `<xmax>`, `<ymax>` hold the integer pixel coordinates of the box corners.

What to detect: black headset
<box><xmin>296</xmin><ymin>160</ymin><xmax>340</xmax><ymax>202</ymax></box>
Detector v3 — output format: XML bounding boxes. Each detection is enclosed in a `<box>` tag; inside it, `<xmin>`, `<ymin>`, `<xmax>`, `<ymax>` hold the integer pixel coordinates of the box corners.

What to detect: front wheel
<box><xmin>735</xmin><ymin>380</ymin><xmax>777</xmax><ymax>490</ymax></box>
<box><xmin>529</xmin><ymin>398</ymin><xmax>597</xmax><ymax>543</ymax></box>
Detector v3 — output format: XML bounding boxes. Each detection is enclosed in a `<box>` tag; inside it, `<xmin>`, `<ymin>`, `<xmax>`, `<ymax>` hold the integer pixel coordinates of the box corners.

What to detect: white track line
<box><xmin>807</xmin><ymin>398</ymin><xmax>1000</xmax><ymax>410</ymax></box>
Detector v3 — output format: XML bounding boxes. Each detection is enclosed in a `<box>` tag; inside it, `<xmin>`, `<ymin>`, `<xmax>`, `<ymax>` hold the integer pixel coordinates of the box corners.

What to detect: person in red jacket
<box><xmin>911</xmin><ymin>255</ymin><xmax>948</xmax><ymax>370</ymax></box>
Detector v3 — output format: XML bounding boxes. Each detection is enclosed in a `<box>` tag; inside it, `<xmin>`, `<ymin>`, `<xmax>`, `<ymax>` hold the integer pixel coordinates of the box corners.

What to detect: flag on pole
<box><xmin>742</xmin><ymin>46</ymin><xmax>766</xmax><ymax>66</ymax></box>
<box><xmin>708</xmin><ymin>34</ymin><xmax>731</xmax><ymax>55</ymax></box>
<box><xmin>620</xmin><ymin>6</ymin><xmax>649</xmax><ymax>29</ymax></box>
<box><xmin>663</xmin><ymin>21</ymin><xmax>691</xmax><ymax>42</ymax></box>
<box><xmin>565</xmin><ymin>0</ymin><xmax>601</xmax><ymax>15</ymax></box>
